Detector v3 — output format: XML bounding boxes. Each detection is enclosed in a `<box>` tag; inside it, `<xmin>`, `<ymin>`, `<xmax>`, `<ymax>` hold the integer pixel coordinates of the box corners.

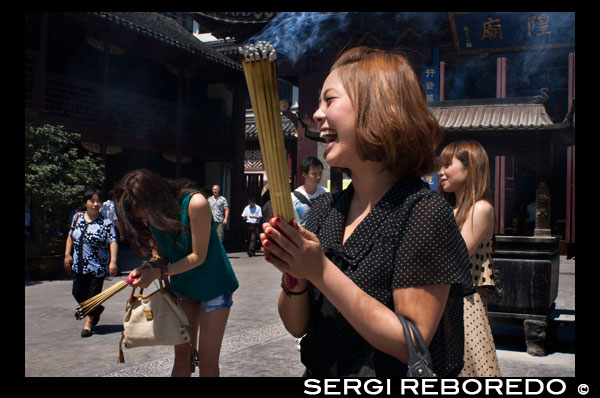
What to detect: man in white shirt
<box><xmin>241</xmin><ymin>197</ymin><xmax>262</xmax><ymax>257</ymax></box>
<box><xmin>292</xmin><ymin>156</ymin><xmax>329</xmax><ymax>227</ymax></box>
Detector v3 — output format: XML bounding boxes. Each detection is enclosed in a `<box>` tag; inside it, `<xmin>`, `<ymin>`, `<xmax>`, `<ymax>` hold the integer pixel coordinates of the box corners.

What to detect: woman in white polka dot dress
<box><xmin>260</xmin><ymin>47</ymin><xmax>472</xmax><ymax>377</ymax></box>
<box><xmin>438</xmin><ymin>140</ymin><xmax>502</xmax><ymax>377</ymax></box>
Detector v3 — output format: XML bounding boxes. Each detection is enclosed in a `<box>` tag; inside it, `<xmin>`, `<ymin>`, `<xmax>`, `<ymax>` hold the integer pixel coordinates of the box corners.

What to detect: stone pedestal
<box><xmin>487</xmin><ymin>235</ymin><xmax>560</xmax><ymax>356</ymax></box>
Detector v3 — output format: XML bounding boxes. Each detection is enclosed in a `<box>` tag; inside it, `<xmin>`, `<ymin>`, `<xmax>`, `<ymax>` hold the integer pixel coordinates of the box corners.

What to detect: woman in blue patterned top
<box><xmin>64</xmin><ymin>189</ymin><xmax>118</xmax><ymax>337</ymax></box>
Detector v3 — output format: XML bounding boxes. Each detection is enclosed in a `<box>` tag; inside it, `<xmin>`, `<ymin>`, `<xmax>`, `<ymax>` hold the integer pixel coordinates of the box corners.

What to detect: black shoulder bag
<box><xmin>397</xmin><ymin>313</ymin><xmax>437</xmax><ymax>377</ymax></box>
<box><xmin>293</xmin><ymin>191</ymin><xmax>313</xmax><ymax>207</ymax></box>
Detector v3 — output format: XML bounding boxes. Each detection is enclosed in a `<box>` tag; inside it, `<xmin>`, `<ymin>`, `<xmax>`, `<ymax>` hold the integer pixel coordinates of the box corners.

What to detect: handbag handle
<box><xmin>396</xmin><ymin>313</ymin><xmax>436</xmax><ymax>376</ymax></box>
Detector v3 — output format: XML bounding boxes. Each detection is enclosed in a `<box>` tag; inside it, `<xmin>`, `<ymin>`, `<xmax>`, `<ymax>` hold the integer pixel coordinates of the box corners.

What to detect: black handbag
<box><xmin>397</xmin><ymin>313</ymin><xmax>437</xmax><ymax>377</ymax></box>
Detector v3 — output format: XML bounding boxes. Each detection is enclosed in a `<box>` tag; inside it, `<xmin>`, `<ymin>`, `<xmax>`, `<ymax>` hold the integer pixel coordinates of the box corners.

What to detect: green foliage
<box><xmin>25</xmin><ymin>122</ymin><xmax>105</xmax><ymax>254</ymax></box>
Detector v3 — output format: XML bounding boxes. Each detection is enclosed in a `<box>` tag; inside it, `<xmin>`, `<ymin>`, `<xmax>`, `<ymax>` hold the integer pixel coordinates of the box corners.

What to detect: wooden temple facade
<box><xmin>25</xmin><ymin>12</ymin><xmax>249</xmax><ymax>245</ymax></box>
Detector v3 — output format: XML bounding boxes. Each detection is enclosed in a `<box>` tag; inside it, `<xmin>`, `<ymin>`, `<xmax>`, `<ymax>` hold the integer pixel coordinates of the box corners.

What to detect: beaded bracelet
<box><xmin>281</xmin><ymin>274</ymin><xmax>308</xmax><ymax>297</ymax></box>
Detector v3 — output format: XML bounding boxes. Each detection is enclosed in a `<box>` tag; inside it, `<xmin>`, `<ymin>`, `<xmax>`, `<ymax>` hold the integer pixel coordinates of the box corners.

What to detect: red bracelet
<box><xmin>284</xmin><ymin>273</ymin><xmax>299</xmax><ymax>289</ymax></box>
<box><xmin>281</xmin><ymin>274</ymin><xmax>307</xmax><ymax>297</ymax></box>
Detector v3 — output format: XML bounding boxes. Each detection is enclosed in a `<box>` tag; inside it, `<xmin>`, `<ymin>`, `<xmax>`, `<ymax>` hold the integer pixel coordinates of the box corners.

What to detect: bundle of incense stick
<box><xmin>239</xmin><ymin>42</ymin><xmax>295</xmax><ymax>223</ymax></box>
<box><xmin>74</xmin><ymin>278</ymin><xmax>135</xmax><ymax>320</ymax></box>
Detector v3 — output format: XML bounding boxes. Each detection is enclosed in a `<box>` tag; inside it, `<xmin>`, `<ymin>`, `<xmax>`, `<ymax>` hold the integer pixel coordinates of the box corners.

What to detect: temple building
<box><xmin>25</xmin><ymin>12</ymin><xmax>575</xmax><ymax>256</ymax></box>
<box><xmin>25</xmin><ymin>12</ymin><xmax>248</xmax><ymax>245</ymax></box>
<box><xmin>193</xmin><ymin>12</ymin><xmax>575</xmax><ymax>255</ymax></box>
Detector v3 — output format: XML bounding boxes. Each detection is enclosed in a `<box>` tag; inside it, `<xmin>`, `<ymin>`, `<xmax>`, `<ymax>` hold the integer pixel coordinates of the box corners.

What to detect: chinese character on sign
<box><xmin>481</xmin><ymin>17</ymin><xmax>503</xmax><ymax>40</ymax></box>
<box><xmin>527</xmin><ymin>13</ymin><xmax>552</xmax><ymax>37</ymax></box>
<box><xmin>421</xmin><ymin>48</ymin><xmax>439</xmax><ymax>102</ymax></box>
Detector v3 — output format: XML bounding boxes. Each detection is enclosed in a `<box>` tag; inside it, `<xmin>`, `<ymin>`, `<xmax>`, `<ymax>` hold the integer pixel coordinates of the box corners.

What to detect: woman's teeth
<box><xmin>320</xmin><ymin>129</ymin><xmax>337</xmax><ymax>141</ymax></box>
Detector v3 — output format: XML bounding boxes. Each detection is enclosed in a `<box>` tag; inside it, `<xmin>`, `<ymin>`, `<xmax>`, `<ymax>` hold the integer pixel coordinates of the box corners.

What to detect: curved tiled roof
<box><xmin>245</xmin><ymin>109</ymin><xmax>296</xmax><ymax>139</ymax></box>
<box><xmin>428</xmin><ymin>97</ymin><xmax>561</xmax><ymax>131</ymax></box>
<box><xmin>83</xmin><ymin>12</ymin><xmax>243</xmax><ymax>72</ymax></box>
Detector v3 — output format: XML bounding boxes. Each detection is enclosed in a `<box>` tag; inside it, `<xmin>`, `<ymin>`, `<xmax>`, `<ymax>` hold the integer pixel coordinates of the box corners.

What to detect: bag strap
<box><xmin>397</xmin><ymin>313</ymin><xmax>435</xmax><ymax>373</ymax></box>
<box><xmin>293</xmin><ymin>190</ymin><xmax>312</xmax><ymax>207</ymax></box>
<box><xmin>69</xmin><ymin>211</ymin><xmax>83</xmax><ymax>238</ymax></box>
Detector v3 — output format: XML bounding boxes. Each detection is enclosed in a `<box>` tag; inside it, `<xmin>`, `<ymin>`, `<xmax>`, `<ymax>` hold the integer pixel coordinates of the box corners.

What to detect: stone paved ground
<box><xmin>25</xmin><ymin>246</ymin><xmax>575</xmax><ymax>378</ymax></box>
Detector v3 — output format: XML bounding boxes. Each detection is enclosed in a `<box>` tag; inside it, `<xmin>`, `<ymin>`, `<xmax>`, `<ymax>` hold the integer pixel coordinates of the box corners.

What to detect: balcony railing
<box><xmin>25</xmin><ymin>54</ymin><xmax>234</xmax><ymax>150</ymax></box>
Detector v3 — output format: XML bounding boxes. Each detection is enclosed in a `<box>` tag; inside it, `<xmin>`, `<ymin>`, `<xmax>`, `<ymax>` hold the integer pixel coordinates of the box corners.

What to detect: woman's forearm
<box><xmin>311</xmin><ymin>260</ymin><xmax>410</xmax><ymax>362</ymax></box>
<box><xmin>165</xmin><ymin>251</ymin><xmax>206</xmax><ymax>276</ymax></box>
<box><xmin>278</xmin><ymin>278</ymin><xmax>310</xmax><ymax>337</ymax></box>
<box><xmin>64</xmin><ymin>235</ymin><xmax>73</xmax><ymax>256</ymax></box>
<box><xmin>109</xmin><ymin>241</ymin><xmax>118</xmax><ymax>264</ymax></box>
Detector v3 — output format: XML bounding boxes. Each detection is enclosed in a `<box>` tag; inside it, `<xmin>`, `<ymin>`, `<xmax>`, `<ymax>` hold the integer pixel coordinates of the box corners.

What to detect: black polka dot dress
<box><xmin>301</xmin><ymin>178</ymin><xmax>472</xmax><ymax>377</ymax></box>
<box><xmin>459</xmin><ymin>240</ymin><xmax>502</xmax><ymax>377</ymax></box>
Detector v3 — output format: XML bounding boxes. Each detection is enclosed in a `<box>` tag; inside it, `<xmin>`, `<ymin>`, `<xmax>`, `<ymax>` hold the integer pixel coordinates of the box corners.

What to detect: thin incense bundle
<box><xmin>239</xmin><ymin>42</ymin><xmax>294</xmax><ymax>223</ymax></box>
<box><xmin>74</xmin><ymin>278</ymin><xmax>134</xmax><ymax>320</ymax></box>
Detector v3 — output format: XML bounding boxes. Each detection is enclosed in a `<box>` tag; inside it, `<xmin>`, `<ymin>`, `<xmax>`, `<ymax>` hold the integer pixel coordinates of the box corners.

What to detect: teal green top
<box><xmin>150</xmin><ymin>192</ymin><xmax>239</xmax><ymax>301</ymax></box>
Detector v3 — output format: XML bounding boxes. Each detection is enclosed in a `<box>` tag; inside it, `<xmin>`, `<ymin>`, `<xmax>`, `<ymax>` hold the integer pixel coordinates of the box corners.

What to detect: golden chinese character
<box><xmin>528</xmin><ymin>13</ymin><xmax>552</xmax><ymax>37</ymax></box>
<box><xmin>481</xmin><ymin>17</ymin><xmax>503</xmax><ymax>40</ymax></box>
<box><xmin>425</xmin><ymin>68</ymin><xmax>436</xmax><ymax>78</ymax></box>
<box><xmin>426</xmin><ymin>81</ymin><xmax>436</xmax><ymax>90</ymax></box>
<box><xmin>426</xmin><ymin>93</ymin><xmax>434</xmax><ymax>101</ymax></box>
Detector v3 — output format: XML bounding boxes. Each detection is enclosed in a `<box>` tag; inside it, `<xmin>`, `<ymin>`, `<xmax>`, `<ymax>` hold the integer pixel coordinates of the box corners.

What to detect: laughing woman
<box><xmin>260</xmin><ymin>47</ymin><xmax>472</xmax><ymax>377</ymax></box>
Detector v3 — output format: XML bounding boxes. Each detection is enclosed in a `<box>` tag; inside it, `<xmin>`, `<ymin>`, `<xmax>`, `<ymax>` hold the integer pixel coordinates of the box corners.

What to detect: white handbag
<box><xmin>118</xmin><ymin>278</ymin><xmax>198</xmax><ymax>372</ymax></box>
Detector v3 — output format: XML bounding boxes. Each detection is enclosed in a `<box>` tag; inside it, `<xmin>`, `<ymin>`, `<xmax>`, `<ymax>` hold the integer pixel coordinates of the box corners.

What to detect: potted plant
<box><xmin>25</xmin><ymin>120</ymin><xmax>105</xmax><ymax>280</ymax></box>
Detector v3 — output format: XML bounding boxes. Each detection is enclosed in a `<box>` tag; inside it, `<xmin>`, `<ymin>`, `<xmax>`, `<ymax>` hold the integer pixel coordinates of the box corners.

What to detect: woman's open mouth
<box><xmin>321</xmin><ymin>129</ymin><xmax>337</xmax><ymax>156</ymax></box>
<box><xmin>320</xmin><ymin>129</ymin><xmax>337</xmax><ymax>142</ymax></box>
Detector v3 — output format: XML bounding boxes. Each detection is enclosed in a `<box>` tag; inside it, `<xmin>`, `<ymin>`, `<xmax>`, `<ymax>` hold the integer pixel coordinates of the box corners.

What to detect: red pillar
<box><xmin>296</xmin><ymin>71</ymin><xmax>326</xmax><ymax>188</ymax></box>
<box><xmin>565</xmin><ymin>52</ymin><xmax>575</xmax><ymax>244</ymax></box>
<box><xmin>494</xmin><ymin>57</ymin><xmax>508</xmax><ymax>234</ymax></box>
<box><xmin>439</xmin><ymin>61</ymin><xmax>445</xmax><ymax>101</ymax></box>
<box><xmin>496</xmin><ymin>57</ymin><xmax>507</xmax><ymax>98</ymax></box>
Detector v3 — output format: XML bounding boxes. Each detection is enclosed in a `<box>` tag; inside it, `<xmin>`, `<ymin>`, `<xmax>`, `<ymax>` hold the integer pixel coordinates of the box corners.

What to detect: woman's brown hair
<box><xmin>437</xmin><ymin>140</ymin><xmax>494</xmax><ymax>231</ymax></box>
<box><xmin>112</xmin><ymin>169</ymin><xmax>198</xmax><ymax>256</ymax></box>
<box><xmin>330</xmin><ymin>46</ymin><xmax>442</xmax><ymax>178</ymax></box>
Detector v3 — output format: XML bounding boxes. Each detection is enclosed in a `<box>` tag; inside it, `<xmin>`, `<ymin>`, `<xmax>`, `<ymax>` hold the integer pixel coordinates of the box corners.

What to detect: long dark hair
<box><xmin>112</xmin><ymin>169</ymin><xmax>198</xmax><ymax>256</ymax></box>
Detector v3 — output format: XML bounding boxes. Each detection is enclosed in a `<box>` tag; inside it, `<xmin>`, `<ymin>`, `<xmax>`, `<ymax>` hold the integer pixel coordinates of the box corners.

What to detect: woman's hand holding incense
<box><xmin>260</xmin><ymin>217</ymin><xmax>326</xmax><ymax>283</ymax></box>
<box><xmin>128</xmin><ymin>261</ymin><xmax>160</xmax><ymax>289</ymax></box>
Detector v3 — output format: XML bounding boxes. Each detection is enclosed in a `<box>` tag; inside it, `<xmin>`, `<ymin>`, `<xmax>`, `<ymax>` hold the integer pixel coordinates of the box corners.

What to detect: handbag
<box><xmin>118</xmin><ymin>278</ymin><xmax>199</xmax><ymax>372</ymax></box>
<box><xmin>396</xmin><ymin>313</ymin><xmax>437</xmax><ymax>377</ymax></box>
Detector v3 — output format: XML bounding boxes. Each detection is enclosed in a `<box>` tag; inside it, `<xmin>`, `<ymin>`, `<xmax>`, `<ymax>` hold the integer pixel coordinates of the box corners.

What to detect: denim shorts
<box><xmin>175</xmin><ymin>290</ymin><xmax>233</xmax><ymax>312</ymax></box>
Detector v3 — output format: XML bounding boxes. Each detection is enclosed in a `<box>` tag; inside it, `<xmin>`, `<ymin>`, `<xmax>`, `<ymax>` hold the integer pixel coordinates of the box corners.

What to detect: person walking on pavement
<box><xmin>241</xmin><ymin>197</ymin><xmax>262</xmax><ymax>257</ymax></box>
<box><xmin>292</xmin><ymin>156</ymin><xmax>329</xmax><ymax>227</ymax></box>
<box><xmin>64</xmin><ymin>188</ymin><xmax>118</xmax><ymax>337</ymax></box>
<box><xmin>208</xmin><ymin>185</ymin><xmax>229</xmax><ymax>242</ymax></box>
<box><xmin>113</xmin><ymin>169</ymin><xmax>239</xmax><ymax>377</ymax></box>
<box><xmin>438</xmin><ymin>140</ymin><xmax>502</xmax><ymax>377</ymax></box>
<box><xmin>101</xmin><ymin>190</ymin><xmax>124</xmax><ymax>243</ymax></box>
